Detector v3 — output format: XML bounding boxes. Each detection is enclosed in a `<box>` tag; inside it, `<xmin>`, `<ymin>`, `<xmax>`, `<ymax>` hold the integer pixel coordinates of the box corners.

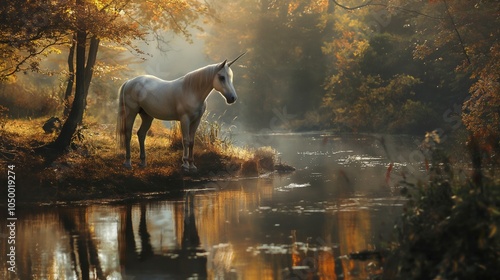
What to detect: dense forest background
<box><xmin>1</xmin><ymin>0</ymin><xmax>498</xmax><ymax>146</ymax></box>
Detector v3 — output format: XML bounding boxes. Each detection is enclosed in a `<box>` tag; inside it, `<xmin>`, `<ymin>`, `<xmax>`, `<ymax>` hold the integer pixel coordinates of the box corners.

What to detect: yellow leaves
<box><xmin>488</xmin><ymin>224</ymin><xmax>497</xmax><ymax>239</ymax></box>
<box><xmin>425</xmin><ymin>130</ymin><xmax>441</xmax><ymax>145</ymax></box>
<box><xmin>287</xmin><ymin>1</ymin><xmax>300</xmax><ymax>16</ymax></box>
<box><xmin>304</xmin><ymin>0</ymin><xmax>329</xmax><ymax>14</ymax></box>
<box><xmin>463</xmin><ymin>54</ymin><xmax>500</xmax><ymax>148</ymax></box>
<box><xmin>413</xmin><ymin>40</ymin><xmax>433</xmax><ymax>60</ymax></box>
<box><xmin>0</xmin><ymin>72</ymin><xmax>17</xmax><ymax>84</ymax></box>
<box><xmin>353</xmin><ymin>40</ymin><xmax>369</xmax><ymax>57</ymax></box>
<box><xmin>44</xmin><ymin>46</ymin><xmax>62</xmax><ymax>57</ymax></box>
<box><xmin>92</xmin><ymin>62</ymin><xmax>127</xmax><ymax>79</ymax></box>
<box><xmin>92</xmin><ymin>0</ymin><xmax>108</xmax><ymax>11</ymax></box>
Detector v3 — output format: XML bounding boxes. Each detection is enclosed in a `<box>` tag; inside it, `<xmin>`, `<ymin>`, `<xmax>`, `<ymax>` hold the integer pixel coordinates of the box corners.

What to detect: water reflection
<box><xmin>3</xmin><ymin>188</ymin><xmax>398</xmax><ymax>279</ymax></box>
<box><xmin>121</xmin><ymin>194</ymin><xmax>207</xmax><ymax>279</ymax></box>
<box><xmin>1</xmin><ymin>134</ymin><xmax>412</xmax><ymax>279</ymax></box>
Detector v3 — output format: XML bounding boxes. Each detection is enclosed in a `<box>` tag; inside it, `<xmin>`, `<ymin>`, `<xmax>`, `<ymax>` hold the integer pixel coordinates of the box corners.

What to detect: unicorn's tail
<box><xmin>116</xmin><ymin>81</ymin><xmax>128</xmax><ymax>150</ymax></box>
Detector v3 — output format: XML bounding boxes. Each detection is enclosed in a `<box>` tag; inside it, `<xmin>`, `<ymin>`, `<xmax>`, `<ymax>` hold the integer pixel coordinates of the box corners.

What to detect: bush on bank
<box><xmin>384</xmin><ymin>133</ymin><xmax>500</xmax><ymax>279</ymax></box>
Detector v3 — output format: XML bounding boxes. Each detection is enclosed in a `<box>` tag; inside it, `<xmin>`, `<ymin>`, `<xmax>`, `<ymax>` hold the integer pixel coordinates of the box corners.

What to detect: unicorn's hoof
<box><xmin>182</xmin><ymin>164</ymin><xmax>190</xmax><ymax>173</ymax></box>
<box><xmin>139</xmin><ymin>162</ymin><xmax>147</xmax><ymax>168</ymax></box>
<box><xmin>123</xmin><ymin>162</ymin><xmax>132</xmax><ymax>170</ymax></box>
<box><xmin>189</xmin><ymin>165</ymin><xmax>198</xmax><ymax>173</ymax></box>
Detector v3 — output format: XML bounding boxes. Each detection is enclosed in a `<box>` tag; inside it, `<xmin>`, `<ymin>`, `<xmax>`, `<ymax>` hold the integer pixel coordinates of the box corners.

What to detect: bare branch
<box><xmin>0</xmin><ymin>38</ymin><xmax>66</xmax><ymax>79</ymax></box>
<box><xmin>331</xmin><ymin>0</ymin><xmax>376</xmax><ymax>10</ymax></box>
<box><xmin>0</xmin><ymin>34</ymin><xmax>67</xmax><ymax>80</ymax></box>
<box><xmin>331</xmin><ymin>0</ymin><xmax>443</xmax><ymax>20</ymax></box>
<box><xmin>443</xmin><ymin>0</ymin><xmax>470</xmax><ymax>65</ymax></box>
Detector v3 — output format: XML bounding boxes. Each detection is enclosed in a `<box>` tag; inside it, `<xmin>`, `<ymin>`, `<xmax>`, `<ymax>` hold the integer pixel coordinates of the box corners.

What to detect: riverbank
<box><xmin>0</xmin><ymin>117</ymin><xmax>294</xmax><ymax>203</ymax></box>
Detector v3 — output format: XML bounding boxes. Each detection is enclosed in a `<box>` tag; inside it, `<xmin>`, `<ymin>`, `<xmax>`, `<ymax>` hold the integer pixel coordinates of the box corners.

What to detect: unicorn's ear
<box><xmin>217</xmin><ymin>60</ymin><xmax>227</xmax><ymax>72</ymax></box>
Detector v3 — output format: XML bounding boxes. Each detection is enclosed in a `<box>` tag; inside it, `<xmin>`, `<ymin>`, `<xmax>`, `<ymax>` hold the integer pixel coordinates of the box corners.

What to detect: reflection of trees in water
<box><xmin>59</xmin><ymin>208</ymin><xmax>104</xmax><ymax>280</ymax></box>
<box><xmin>5</xmin><ymin>212</ymin><xmax>65</xmax><ymax>280</ymax></box>
<box><xmin>28</xmin><ymin>193</ymin><xmax>208</xmax><ymax>279</ymax></box>
<box><xmin>120</xmin><ymin>192</ymin><xmax>207</xmax><ymax>278</ymax></box>
<box><xmin>337</xmin><ymin>210</ymin><xmax>372</xmax><ymax>280</ymax></box>
<box><xmin>9</xmin><ymin>176</ymin><xmax>385</xmax><ymax>279</ymax></box>
<box><xmin>282</xmin><ymin>200</ymin><xmax>375</xmax><ymax>279</ymax></box>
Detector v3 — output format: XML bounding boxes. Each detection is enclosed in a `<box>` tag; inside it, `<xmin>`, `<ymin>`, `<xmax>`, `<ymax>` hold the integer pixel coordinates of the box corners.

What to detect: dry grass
<box><xmin>0</xmin><ymin>116</ymin><xmax>290</xmax><ymax>202</ymax></box>
<box><xmin>254</xmin><ymin>146</ymin><xmax>277</xmax><ymax>171</ymax></box>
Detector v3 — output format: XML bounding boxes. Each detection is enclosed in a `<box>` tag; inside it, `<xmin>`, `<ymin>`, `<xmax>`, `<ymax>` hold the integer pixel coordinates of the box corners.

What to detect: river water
<box><xmin>1</xmin><ymin>133</ymin><xmax>423</xmax><ymax>280</ymax></box>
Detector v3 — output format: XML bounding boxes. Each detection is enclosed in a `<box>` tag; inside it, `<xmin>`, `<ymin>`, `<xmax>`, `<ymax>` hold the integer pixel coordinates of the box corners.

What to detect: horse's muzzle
<box><xmin>226</xmin><ymin>96</ymin><xmax>237</xmax><ymax>104</ymax></box>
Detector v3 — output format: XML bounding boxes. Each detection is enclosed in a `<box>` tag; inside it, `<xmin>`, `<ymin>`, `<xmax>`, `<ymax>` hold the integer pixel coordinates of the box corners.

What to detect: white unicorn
<box><xmin>117</xmin><ymin>53</ymin><xmax>245</xmax><ymax>172</ymax></box>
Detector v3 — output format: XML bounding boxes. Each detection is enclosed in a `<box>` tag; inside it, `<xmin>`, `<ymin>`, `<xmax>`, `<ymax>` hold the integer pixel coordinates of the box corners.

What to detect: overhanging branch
<box><xmin>0</xmin><ymin>39</ymin><xmax>65</xmax><ymax>79</ymax></box>
<box><xmin>443</xmin><ymin>0</ymin><xmax>470</xmax><ymax>65</ymax></box>
<box><xmin>331</xmin><ymin>0</ymin><xmax>443</xmax><ymax>20</ymax></box>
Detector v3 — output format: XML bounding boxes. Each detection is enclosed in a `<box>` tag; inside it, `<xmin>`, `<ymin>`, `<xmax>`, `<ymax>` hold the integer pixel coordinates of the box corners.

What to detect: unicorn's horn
<box><xmin>228</xmin><ymin>52</ymin><xmax>247</xmax><ymax>67</ymax></box>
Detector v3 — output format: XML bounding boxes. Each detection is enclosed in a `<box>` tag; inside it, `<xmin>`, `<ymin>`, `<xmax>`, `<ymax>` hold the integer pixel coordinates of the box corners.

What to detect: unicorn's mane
<box><xmin>182</xmin><ymin>64</ymin><xmax>219</xmax><ymax>93</ymax></box>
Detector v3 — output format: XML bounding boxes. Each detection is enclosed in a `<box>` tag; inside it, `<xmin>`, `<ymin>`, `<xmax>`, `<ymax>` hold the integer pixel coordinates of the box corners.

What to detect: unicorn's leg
<box><xmin>137</xmin><ymin>112</ymin><xmax>154</xmax><ymax>168</ymax></box>
<box><xmin>180</xmin><ymin>117</ymin><xmax>191</xmax><ymax>172</ymax></box>
<box><xmin>123</xmin><ymin>112</ymin><xmax>138</xmax><ymax>169</ymax></box>
<box><xmin>188</xmin><ymin>117</ymin><xmax>201</xmax><ymax>172</ymax></box>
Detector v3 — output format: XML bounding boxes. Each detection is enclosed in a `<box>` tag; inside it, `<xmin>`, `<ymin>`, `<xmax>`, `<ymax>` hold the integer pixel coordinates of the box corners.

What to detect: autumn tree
<box><xmin>0</xmin><ymin>0</ymin><xmax>212</xmax><ymax>153</ymax></box>
<box><xmin>409</xmin><ymin>0</ymin><xmax>500</xmax><ymax>153</ymax></box>
<box><xmin>321</xmin><ymin>4</ymin><xmax>436</xmax><ymax>133</ymax></box>
<box><xmin>319</xmin><ymin>0</ymin><xmax>498</xmax><ymax>135</ymax></box>
<box><xmin>0</xmin><ymin>1</ymin><xmax>69</xmax><ymax>79</ymax></box>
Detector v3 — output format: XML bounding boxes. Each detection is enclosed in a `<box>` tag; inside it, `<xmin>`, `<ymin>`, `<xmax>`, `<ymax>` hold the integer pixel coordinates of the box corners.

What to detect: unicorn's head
<box><xmin>213</xmin><ymin>53</ymin><xmax>245</xmax><ymax>104</ymax></box>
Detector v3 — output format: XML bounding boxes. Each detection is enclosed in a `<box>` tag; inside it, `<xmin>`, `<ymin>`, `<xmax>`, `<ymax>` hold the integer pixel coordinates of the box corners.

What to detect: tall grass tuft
<box><xmin>253</xmin><ymin>146</ymin><xmax>277</xmax><ymax>171</ymax></box>
<box><xmin>167</xmin><ymin>113</ymin><xmax>242</xmax><ymax>157</ymax></box>
<box><xmin>166</xmin><ymin>115</ymin><xmax>283</xmax><ymax>176</ymax></box>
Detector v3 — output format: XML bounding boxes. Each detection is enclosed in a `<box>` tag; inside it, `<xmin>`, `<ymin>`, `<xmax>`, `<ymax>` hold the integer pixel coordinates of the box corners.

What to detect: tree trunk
<box><xmin>52</xmin><ymin>27</ymin><xmax>87</xmax><ymax>151</ymax></box>
<box><xmin>63</xmin><ymin>34</ymin><xmax>76</xmax><ymax>117</ymax></box>
<box><xmin>83</xmin><ymin>36</ymin><xmax>100</xmax><ymax>110</ymax></box>
<box><xmin>49</xmin><ymin>1</ymin><xmax>102</xmax><ymax>153</ymax></box>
